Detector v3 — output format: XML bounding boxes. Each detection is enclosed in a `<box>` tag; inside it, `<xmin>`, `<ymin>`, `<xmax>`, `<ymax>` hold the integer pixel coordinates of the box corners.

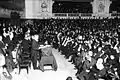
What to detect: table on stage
<box><xmin>38</xmin><ymin>45</ymin><xmax>58</xmax><ymax>71</ymax></box>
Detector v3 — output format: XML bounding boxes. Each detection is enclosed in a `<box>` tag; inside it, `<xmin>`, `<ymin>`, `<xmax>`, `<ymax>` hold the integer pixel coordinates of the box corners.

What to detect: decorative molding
<box><xmin>91</xmin><ymin>0</ymin><xmax>112</xmax><ymax>17</ymax></box>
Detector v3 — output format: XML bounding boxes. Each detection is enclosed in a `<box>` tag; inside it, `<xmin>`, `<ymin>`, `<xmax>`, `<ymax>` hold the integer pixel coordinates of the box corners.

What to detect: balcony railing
<box><xmin>0</xmin><ymin>7</ymin><xmax>120</xmax><ymax>19</ymax></box>
<box><xmin>52</xmin><ymin>13</ymin><xmax>92</xmax><ymax>19</ymax></box>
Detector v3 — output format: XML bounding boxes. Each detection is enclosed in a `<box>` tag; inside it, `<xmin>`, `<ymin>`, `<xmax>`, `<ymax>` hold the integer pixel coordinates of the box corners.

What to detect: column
<box><xmin>25</xmin><ymin>0</ymin><xmax>34</xmax><ymax>18</ymax></box>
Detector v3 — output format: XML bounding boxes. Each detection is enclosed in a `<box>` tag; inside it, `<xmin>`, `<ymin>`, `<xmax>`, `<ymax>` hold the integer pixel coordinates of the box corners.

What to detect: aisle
<box><xmin>11</xmin><ymin>48</ymin><xmax>78</xmax><ymax>80</ymax></box>
<box><xmin>51</xmin><ymin>49</ymin><xmax>77</xmax><ymax>80</ymax></box>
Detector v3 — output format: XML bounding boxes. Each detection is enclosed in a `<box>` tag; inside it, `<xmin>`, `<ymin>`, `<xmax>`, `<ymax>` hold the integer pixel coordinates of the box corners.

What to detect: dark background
<box><xmin>0</xmin><ymin>0</ymin><xmax>119</xmax><ymax>11</ymax></box>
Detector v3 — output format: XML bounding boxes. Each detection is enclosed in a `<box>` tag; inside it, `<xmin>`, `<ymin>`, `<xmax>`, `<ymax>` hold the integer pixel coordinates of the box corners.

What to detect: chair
<box><xmin>18</xmin><ymin>51</ymin><xmax>31</xmax><ymax>74</ymax></box>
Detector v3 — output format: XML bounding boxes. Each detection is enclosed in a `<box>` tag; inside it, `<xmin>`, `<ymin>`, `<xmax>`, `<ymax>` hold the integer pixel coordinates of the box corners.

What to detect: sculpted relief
<box><xmin>98</xmin><ymin>2</ymin><xmax>105</xmax><ymax>13</ymax></box>
<box><xmin>41</xmin><ymin>1</ymin><xmax>48</xmax><ymax>12</ymax></box>
<box><xmin>91</xmin><ymin>0</ymin><xmax>112</xmax><ymax>17</ymax></box>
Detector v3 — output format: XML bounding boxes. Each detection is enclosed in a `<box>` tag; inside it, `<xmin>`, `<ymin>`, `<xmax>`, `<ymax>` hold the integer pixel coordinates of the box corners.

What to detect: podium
<box><xmin>39</xmin><ymin>45</ymin><xmax>57</xmax><ymax>71</ymax></box>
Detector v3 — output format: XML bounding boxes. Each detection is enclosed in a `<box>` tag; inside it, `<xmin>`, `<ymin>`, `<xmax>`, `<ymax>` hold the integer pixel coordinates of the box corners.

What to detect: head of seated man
<box><xmin>25</xmin><ymin>33</ymin><xmax>31</xmax><ymax>40</ymax></box>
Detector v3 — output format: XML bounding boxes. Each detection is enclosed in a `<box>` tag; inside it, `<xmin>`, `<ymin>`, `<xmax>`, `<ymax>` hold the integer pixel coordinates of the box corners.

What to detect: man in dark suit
<box><xmin>31</xmin><ymin>34</ymin><xmax>41</xmax><ymax>69</ymax></box>
<box><xmin>21</xmin><ymin>36</ymin><xmax>31</xmax><ymax>53</ymax></box>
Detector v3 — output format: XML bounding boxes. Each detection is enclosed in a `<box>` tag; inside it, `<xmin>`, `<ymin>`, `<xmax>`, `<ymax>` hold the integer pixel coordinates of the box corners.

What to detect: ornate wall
<box><xmin>91</xmin><ymin>0</ymin><xmax>112</xmax><ymax>17</ymax></box>
<box><xmin>25</xmin><ymin>0</ymin><xmax>54</xmax><ymax>19</ymax></box>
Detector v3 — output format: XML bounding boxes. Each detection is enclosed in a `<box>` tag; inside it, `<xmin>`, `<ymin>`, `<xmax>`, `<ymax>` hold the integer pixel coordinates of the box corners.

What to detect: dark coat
<box><xmin>21</xmin><ymin>39</ymin><xmax>31</xmax><ymax>52</ymax></box>
<box><xmin>31</xmin><ymin>39</ymin><xmax>40</xmax><ymax>57</ymax></box>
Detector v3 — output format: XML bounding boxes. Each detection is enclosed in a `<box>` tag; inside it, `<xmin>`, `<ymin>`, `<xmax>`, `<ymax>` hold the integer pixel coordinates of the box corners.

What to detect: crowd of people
<box><xmin>53</xmin><ymin>1</ymin><xmax>120</xmax><ymax>13</ymax></box>
<box><xmin>0</xmin><ymin>17</ymin><xmax>120</xmax><ymax>80</ymax></box>
<box><xmin>110</xmin><ymin>1</ymin><xmax>120</xmax><ymax>13</ymax></box>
